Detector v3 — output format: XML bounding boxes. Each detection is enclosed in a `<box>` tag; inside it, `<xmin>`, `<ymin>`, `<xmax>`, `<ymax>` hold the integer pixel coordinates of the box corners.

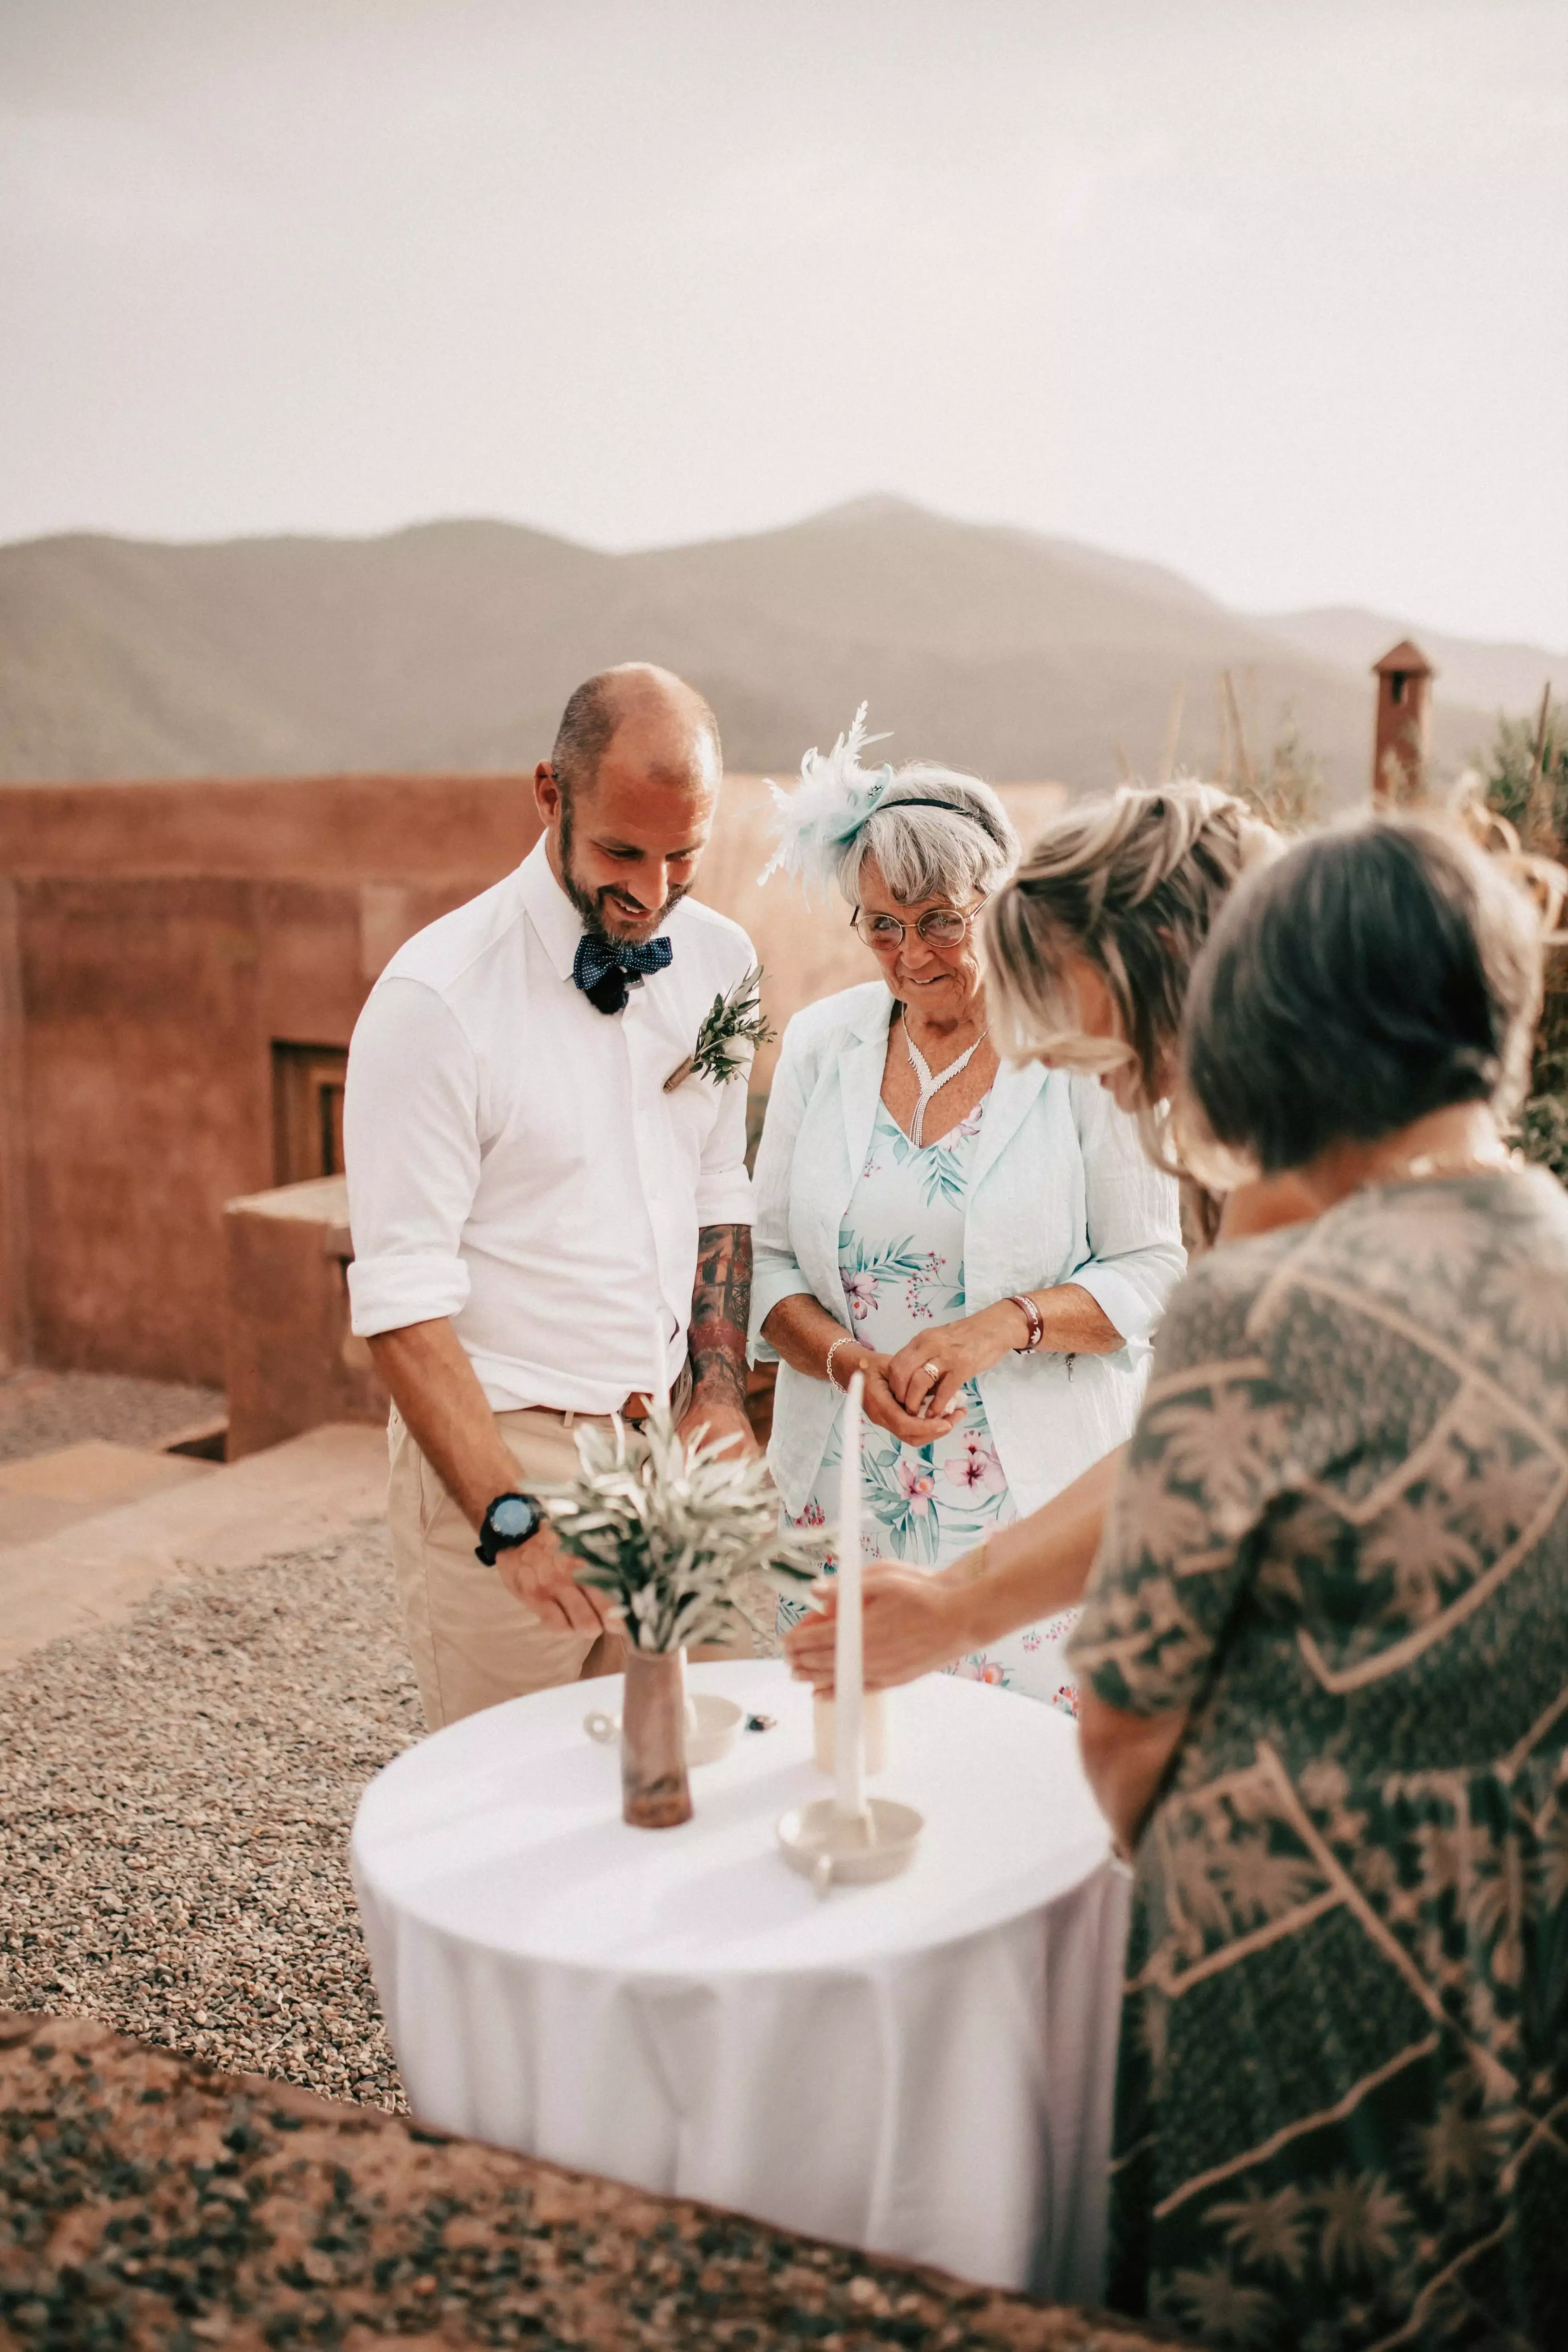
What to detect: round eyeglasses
<box><xmin>850</xmin><ymin>898</ymin><xmax>988</xmax><ymax>951</ymax></box>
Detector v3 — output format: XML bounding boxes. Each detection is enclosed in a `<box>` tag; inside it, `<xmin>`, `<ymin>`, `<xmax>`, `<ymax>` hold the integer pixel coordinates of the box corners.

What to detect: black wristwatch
<box><xmin>475</xmin><ymin>1490</ymin><xmax>544</xmax><ymax>1566</ymax></box>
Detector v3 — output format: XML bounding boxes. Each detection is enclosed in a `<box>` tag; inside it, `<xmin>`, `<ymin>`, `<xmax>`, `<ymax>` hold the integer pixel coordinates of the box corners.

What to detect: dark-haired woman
<box><xmin>1073</xmin><ymin>815</ymin><xmax>1568</xmax><ymax>2348</ymax></box>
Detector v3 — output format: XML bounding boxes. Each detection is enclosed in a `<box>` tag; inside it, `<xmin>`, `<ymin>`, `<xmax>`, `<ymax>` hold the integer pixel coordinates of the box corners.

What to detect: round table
<box><xmin>351</xmin><ymin>1659</ymin><xmax>1128</xmax><ymax>2299</ymax></box>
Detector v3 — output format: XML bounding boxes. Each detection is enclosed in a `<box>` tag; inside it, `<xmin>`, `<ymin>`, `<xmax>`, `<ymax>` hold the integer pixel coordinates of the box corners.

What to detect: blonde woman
<box><xmin>785</xmin><ymin>780</ymin><xmax>1297</xmax><ymax>1695</ymax></box>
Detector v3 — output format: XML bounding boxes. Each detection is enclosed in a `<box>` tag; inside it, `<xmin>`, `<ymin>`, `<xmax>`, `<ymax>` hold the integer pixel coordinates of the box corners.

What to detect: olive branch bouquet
<box><xmin>539</xmin><ymin>1396</ymin><xmax>827</xmax><ymax>1654</ymax></box>
<box><xmin>664</xmin><ymin>965</ymin><xmax>775</xmax><ymax>1094</ymax></box>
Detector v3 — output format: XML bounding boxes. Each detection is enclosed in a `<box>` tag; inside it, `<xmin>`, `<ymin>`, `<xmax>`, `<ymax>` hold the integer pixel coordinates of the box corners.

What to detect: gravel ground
<box><xmin>0</xmin><ymin>1523</ymin><xmax>418</xmax><ymax>2111</ymax></box>
<box><xmin>0</xmin><ymin>1368</ymin><xmax>225</xmax><ymax>1466</ymax></box>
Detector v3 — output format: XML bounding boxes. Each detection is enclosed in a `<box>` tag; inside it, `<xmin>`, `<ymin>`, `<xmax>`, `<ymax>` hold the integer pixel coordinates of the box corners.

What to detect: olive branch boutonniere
<box><xmin>664</xmin><ymin>964</ymin><xmax>776</xmax><ymax>1094</ymax></box>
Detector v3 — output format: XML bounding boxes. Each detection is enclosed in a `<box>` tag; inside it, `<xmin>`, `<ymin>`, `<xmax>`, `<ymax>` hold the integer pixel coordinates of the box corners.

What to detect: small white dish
<box><xmin>777</xmin><ymin>1795</ymin><xmax>924</xmax><ymax>1898</ymax></box>
<box><xmin>583</xmin><ymin>1690</ymin><xmax>745</xmax><ymax>1767</ymax></box>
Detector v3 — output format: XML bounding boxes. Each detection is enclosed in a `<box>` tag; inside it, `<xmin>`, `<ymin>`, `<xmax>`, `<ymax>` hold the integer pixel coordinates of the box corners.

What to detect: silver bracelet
<box><xmin>825</xmin><ymin>1335</ymin><xmax>857</xmax><ymax>1392</ymax></box>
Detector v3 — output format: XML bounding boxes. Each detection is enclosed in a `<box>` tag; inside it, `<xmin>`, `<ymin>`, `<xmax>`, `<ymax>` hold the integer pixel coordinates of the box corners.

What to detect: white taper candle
<box><xmin>833</xmin><ymin>1369</ymin><xmax>866</xmax><ymax>1820</ymax></box>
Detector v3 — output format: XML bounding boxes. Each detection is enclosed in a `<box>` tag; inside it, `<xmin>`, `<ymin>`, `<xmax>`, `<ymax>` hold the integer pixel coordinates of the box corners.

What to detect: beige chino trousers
<box><xmin>387</xmin><ymin>1401</ymin><xmax>628</xmax><ymax>1729</ymax></box>
<box><xmin>386</xmin><ymin>1371</ymin><xmax>742</xmax><ymax>1731</ymax></box>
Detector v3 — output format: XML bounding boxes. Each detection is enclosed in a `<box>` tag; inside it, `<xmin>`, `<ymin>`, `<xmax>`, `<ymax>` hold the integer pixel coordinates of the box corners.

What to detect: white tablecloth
<box><xmin>352</xmin><ymin>1660</ymin><xmax>1129</xmax><ymax>2300</ymax></box>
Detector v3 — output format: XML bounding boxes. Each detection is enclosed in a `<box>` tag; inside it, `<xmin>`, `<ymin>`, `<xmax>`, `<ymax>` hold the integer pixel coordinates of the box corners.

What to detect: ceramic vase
<box><xmin>620</xmin><ymin>1648</ymin><xmax>693</xmax><ymax>1828</ymax></box>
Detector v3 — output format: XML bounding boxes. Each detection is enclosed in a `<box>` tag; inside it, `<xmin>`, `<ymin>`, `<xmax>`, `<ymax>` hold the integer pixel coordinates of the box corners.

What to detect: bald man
<box><xmin>344</xmin><ymin>665</ymin><xmax>757</xmax><ymax>1728</ymax></box>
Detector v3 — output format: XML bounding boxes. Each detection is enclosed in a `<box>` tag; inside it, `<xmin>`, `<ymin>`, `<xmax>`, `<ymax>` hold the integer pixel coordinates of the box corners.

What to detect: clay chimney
<box><xmin>1371</xmin><ymin>639</ymin><xmax>1434</xmax><ymax>804</ymax></box>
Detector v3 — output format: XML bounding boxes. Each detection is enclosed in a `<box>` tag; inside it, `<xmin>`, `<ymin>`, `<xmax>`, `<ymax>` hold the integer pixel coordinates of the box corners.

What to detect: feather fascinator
<box><xmin>757</xmin><ymin>703</ymin><xmax>893</xmax><ymax>896</ymax></box>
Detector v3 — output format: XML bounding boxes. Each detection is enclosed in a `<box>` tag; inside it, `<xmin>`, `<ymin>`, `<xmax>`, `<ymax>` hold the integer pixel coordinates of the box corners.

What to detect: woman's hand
<box><xmin>784</xmin><ymin>1561</ymin><xmax>970</xmax><ymax>1690</ymax></box>
<box><xmin>843</xmin><ymin>1343</ymin><xmax>966</xmax><ymax>1446</ymax></box>
<box><xmin>884</xmin><ymin>1302</ymin><xmax>1027</xmax><ymax>1421</ymax></box>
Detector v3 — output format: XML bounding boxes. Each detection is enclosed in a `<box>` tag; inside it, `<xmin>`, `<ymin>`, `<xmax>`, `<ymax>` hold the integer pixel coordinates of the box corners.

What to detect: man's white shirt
<box><xmin>345</xmin><ymin>838</ymin><xmax>756</xmax><ymax>1413</ymax></box>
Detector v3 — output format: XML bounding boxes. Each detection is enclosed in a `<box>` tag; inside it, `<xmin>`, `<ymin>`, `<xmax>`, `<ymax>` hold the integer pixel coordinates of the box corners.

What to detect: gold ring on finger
<box><xmin>921</xmin><ymin>1361</ymin><xmax>941</xmax><ymax>1383</ymax></box>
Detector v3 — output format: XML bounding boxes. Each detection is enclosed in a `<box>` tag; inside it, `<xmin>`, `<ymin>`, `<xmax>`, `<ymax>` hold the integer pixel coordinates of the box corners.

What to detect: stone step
<box><xmin>0</xmin><ymin>1437</ymin><xmax>216</xmax><ymax>1547</ymax></box>
<box><xmin>0</xmin><ymin>1421</ymin><xmax>388</xmax><ymax>1671</ymax></box>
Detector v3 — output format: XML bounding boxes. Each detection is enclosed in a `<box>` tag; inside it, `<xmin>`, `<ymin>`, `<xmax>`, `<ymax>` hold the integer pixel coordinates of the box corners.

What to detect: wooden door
<box><xmin>271</xmin><ymin>1042</ymin><xmax>349</xmax><ymax>1185</ymax></box>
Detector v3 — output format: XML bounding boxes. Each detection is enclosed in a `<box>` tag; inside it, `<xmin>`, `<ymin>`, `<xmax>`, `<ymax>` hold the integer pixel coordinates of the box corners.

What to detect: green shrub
<box><xmin>1483</xmin><ymin>705</ymin><xmax>1568</xmax><ymax>848</ymax></box>
<box><xmin>1519</xmin><ymin>1085</ymin><xmax>1568</xmax><ymax>1184</ymax></box>
<box><xmin>1483</xmin><ymin>700</ymin><xmax>1568</xmax><ymax>1179</ymax></box>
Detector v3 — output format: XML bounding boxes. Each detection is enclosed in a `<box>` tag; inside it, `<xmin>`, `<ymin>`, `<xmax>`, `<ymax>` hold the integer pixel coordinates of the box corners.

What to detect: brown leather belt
<box><xmin>538</xmin><ymin>1361</ymin><xmax>695</xmax><ymax>1431</ymax></box>
<box><xmin>622</xmin><ymin>1360</ymin><xmax>695</xmax><ymax>1425</ymax></box>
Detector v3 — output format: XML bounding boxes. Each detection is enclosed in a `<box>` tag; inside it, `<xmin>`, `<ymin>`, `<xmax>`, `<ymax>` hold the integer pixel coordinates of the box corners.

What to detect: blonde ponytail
<box><xmin>984</xmin><ymin>782</ymin><xmax>1281</xmax><ymax>1110</ymax></box>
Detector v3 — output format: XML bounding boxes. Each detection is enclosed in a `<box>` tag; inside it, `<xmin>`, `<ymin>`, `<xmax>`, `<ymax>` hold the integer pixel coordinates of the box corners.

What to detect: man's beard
<box><xmin>558</xmin><ymin>798</ymin><xmax>689</xmax><ymax>941</ymax></box>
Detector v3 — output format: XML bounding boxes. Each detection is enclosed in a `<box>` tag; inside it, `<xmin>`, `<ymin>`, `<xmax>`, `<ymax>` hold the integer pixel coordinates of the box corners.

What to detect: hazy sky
<box><xmin>2</xmin><ymin>0</ymin><xmax>1565</xmax><ymax>645</ymax></box>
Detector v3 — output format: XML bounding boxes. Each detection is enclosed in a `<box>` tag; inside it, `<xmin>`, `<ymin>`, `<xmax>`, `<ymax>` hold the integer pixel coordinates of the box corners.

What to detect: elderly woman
<box><xmin>750</xmin><ymin>715</ymin><xmax>1185</xmax><ymax>1706</ymax></box>
<box><xmin>1075</xmin><ymin>816</ymin><xmax>1568</xmax><ymax>2348</ymax></box>
<box><xmin>786</xmin><ymin>780</ymin><xmax>1295</xmax><ymax>1696</ymax></box>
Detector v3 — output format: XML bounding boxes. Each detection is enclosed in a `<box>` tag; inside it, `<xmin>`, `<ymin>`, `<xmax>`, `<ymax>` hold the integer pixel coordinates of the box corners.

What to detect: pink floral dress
<box><xmin>778</xmin><ymin>1098</ymin><xmax>1080</xmax><ymax>1715</ymax></box>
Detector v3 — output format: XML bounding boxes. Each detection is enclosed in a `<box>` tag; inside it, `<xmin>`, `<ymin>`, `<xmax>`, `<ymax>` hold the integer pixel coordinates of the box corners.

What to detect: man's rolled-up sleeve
<box><xmin>344</xmin><ymin>978</ymin><xmax>480</xmax><ymax>1338</ymax></box>
<box><xmin>1067</xmin><ymin>1077</ymin><xmax>1186</xmax><ymax>1345</ymax></box>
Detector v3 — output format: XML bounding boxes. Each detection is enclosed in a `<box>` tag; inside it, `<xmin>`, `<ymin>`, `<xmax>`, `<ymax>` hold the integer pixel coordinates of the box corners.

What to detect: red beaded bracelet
<box><xmin>1006</xmin><ymin>1293</ymin><xmax>1045</xmax><ymax>1353</ymax></box>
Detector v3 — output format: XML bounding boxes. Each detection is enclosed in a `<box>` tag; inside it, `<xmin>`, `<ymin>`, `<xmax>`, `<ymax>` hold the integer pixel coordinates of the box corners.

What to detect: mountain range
<box><xmin>1</xmin><ymin>495</ymin><xmax>1559</xmax><ymax>797</ymax></box>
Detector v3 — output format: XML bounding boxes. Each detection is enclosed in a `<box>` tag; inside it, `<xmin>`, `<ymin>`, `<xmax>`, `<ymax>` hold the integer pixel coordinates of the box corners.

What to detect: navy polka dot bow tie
<box><xmin>572</xmin><ymin>931</ymin><xmax>674</xmax><ymax>1015</ymax></box>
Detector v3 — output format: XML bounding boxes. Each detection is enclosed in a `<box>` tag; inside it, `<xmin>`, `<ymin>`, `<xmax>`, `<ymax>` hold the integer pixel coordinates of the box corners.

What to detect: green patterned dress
<box><xmin>1069</xmin><ymin>1171</ymin><xmax>1568</xmax><ymax>2351</ymax></box>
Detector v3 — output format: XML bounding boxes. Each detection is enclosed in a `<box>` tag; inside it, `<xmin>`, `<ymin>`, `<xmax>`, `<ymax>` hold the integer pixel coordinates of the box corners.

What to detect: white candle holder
<box><xmin>777</xmin><ymin>1795</ymin><xmax>924</xmax><ymax>1898</ymax></box>
<box><xmin>777</xmin><ymin>1370</ymin><xmax>924</xmax><ymax>1893</ymax></box>
<box><xmin>584</xmin><ymin>1688</ymin><xmax>745</xmax><ymax>1767</ymax></box>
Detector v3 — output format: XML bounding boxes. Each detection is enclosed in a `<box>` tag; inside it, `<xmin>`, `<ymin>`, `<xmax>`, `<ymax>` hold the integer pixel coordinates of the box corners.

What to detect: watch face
<box><xmin>491</xmin><ymin>1495</ymin><xmax>537</xmax><ymax>1541</ymax></box>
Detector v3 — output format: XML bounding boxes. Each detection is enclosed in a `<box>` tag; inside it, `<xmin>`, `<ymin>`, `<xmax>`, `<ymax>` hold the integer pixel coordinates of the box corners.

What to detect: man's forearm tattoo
<box><xmin>689</xmin><ymin>1223</ymin><xmax>752</xmax><ymax>1410</ymax></box>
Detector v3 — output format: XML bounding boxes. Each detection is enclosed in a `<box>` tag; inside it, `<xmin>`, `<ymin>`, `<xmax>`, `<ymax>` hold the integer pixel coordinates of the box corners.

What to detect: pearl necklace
<box><xmin>903</xmin><ymin>1020</ymin><xmax>989</xmax><ymax>1147</ymax></box>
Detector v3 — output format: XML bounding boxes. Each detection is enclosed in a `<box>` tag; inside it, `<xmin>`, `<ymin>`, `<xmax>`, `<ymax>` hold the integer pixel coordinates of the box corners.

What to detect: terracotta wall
<box><xmin>0</xmin><ymin>773</ymin><xmax>541</xmax><ymax>887</ymax></box>
<box><xmin>223</xmin><ymin>1175</ymin><xmax>388</xmax><ymax>1459</ymax></box>
<box><xmin>0</xmin><ymin>775</ymin><xmax>541</xmax><ymax>1383</ymax></box>
<box><xmin>0</xmin><ymin>768</ymin><xmax>1065</xmax><ymax>1389</ymax></box>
